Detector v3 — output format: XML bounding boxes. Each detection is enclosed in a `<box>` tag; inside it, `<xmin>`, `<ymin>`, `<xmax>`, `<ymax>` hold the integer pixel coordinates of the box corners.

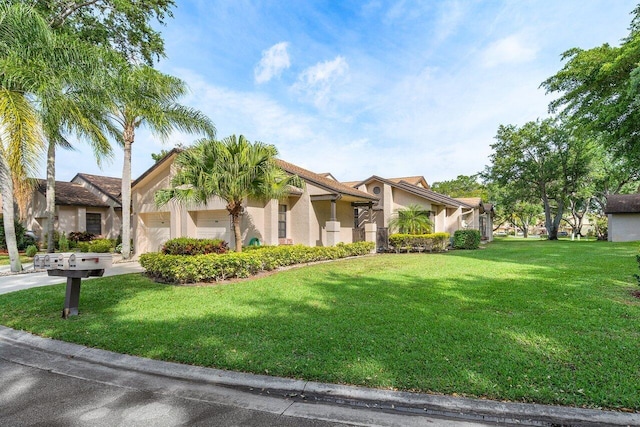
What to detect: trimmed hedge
<box><xmin>161</xmin><ymin>237</ymin><xmax>228</xmax><ymax>255</ymax></box>
<box><xmin>77</xmin><ymin>238</ymin><xmax>114</xmax><ymax>253</ymax></box>
<box><xmin>388</xmin><ymin>232</ymin><xmax>450</xmax><ymax>253</ymax></box>
<box><xmin>453</xmin><ymin>229</ymin><xmax>481</xmax><ymax>249</ymax></box>
<box><xmin>140</xmin><ymin>241</ymin><xmax>375</xmax><ymax>283</ymax></box>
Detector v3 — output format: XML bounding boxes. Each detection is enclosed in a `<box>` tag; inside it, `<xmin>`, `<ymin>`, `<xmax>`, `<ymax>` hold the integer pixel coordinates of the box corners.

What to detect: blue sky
<box><xmin>55</xmin><ymin>0</ymin><xmax>636</xmax><ymax>185</ymax></box>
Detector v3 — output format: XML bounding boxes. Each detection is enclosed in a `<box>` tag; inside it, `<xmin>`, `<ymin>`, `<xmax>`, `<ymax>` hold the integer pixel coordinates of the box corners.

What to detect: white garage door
<box><xmin>195</xmin><ymin>211</ymin><xmax>230</xmax><ymax>241</ymax></box>
<box><xmin>142</xmin><ymin>213</ymin><xmax>170</xmax><ymax>252</ymax></box>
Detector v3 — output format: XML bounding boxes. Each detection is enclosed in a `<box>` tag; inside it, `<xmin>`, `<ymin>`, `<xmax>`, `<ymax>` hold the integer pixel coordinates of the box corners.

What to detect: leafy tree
<box><xmin>388</xmin><ymin>204</ymin><xmax>433</xmax><ymax>235</ymax></box>
<box><xmin>484</xmin><ymin>119</ymin><xmax>594</xmax><ymax>240</ymax></box>
<box><xmin>541</xmin><ymin>5</ymin><xmax>640</xmax><ymax>167</ymax></box>
<box><xmin>431</xmin><ymin>175</ymin><xmax>488</xmax><ymax>199</ymax></box>
<box><xmin>487</xmin><ymin>184</ymin><xmax>542</xmax><ymax>237</ymax></box>
<box><xmin>155</xmin><ymin>135</ymin><xmax>303</xmax><ymax>252</ymax></box>
<box><xmin>15</xmin><ymin>0</ymin><xmax>175</xmax><ymax>65</ymax></box>
<box><xmin>105</xmin><ymin>64</ymin><xmax>215</xmax><ymax>259</ymax></box>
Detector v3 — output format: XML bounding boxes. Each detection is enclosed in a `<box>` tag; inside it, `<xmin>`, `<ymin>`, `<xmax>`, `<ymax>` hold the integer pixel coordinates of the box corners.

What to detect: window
<box><xmin>278</xmin><ymin>205</ymin><xmax>287</xmax><ymax>238</ymax></box>
<box><xmin>372</xmin><ymin>186</ymin><xmax>381</xmax><ymax>195</ymax></box>
<box><xmin>86</xmin><ymin>213</ymin><xmax>101</xmax><ymax>235</ymax></box>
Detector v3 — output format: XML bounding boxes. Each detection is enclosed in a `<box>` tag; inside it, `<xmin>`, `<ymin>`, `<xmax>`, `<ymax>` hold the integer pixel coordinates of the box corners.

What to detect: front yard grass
<box><xmin>0</xmin><ymin>253</ymin><xmax>32</xmax><ymax>266</ymax></box>
<box><xmin>1</xmin><ymin>239</ymin><xmax>639</xmax><ymax>410</ymax></box>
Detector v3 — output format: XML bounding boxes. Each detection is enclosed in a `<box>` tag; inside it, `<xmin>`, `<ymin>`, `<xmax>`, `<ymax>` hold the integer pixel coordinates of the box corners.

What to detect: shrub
<box><xmin>43</xmin><ymin>230</ymin><xmax>61</xmax><ymax>250</ymax></box>
<box><xmin>388</xmin><ymin>232</ymin><xmax>450</xmax><ymax>253</ymax></box>
<box><xmin>77</xmin><ymin>239</ymin><xmax>113</xmax><ymax>253</ymax></box>
<box><xmin>68</xmin><ymin>231</ymin><xmax>95</xmax><ymax>242</ymax></box>
<box><xmin>25</xmin><ymin>245</ymin><xmax>38</xmax><ymax>257</ymax></box>
<box><xmin>0</xmin><ymin>216</ymin><xmax>36</xmax><ymax>250</ymax></box>
<box><xmin>140</xmin><ymin>241</ymin><xmax>375</xmax><ymax>283</ymax></box>
<box><xmin>162</xmin><ymin>237</ymin><xmax>229</xmax><ymax>255</ymax></box>
<box><xmin>58</xmin><ymin>233</ymin><xmax>70</xmax><ymax>252</ymax></box>
<box><xmin>453</xmin><ymin>229</ymin><xmax>481</xmax><ymax>249</ymax></box>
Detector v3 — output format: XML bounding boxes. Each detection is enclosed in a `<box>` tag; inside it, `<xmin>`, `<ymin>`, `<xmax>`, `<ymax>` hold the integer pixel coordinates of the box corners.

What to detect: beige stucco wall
<box><xmin>311</xmin><ymin>199</ymin><xmax>355</xmax><ymax>245</ymax></box>
<box><xmin>608</xmin><ymin>213</ymin><xmax>640</xmax><ymax>242</ymax></box>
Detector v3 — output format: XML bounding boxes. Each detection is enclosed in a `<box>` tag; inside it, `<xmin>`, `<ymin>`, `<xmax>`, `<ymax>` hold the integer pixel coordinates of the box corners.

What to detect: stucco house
<box><xmin>348</xmin><ymin>176</ymin><xmax>485</xmax><ymax>244</ymax></box>
<box><xmin>605</xmin><ymin>194</ymin><xmax>640</xmax><ymax>242</ymax></box>
<box><xmin>24</xmin><ymin>174</ymin><xmax>122</xmax><ymax>240</ymax></box>
<box><xmin>131</xmin><ymin>150</ymin><xmax>379</xmax><ymax>254</ymax></box>
<box><xmin>454</xmin><ymin>197</ymin><xmax>495</xmax><ymax>241</ymax></box>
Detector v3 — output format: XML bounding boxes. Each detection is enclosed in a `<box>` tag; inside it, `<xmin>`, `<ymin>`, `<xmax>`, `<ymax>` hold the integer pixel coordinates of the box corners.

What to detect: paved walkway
<box><xmin>0</xmin><ymin>265</ymin><xmax>638</xmax><ymax>426</ymax></box>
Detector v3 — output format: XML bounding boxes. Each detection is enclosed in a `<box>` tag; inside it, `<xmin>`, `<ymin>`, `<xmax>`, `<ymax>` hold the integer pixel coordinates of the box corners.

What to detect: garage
<box><xmin>141</xmin><ymin>212</ymin><xmax>171</xmax><ymax>252</ymax></box>
<box><xmin>194</xmin><ymin>210</ymin><xmax>230</xmax><ymax>241</ymax></box>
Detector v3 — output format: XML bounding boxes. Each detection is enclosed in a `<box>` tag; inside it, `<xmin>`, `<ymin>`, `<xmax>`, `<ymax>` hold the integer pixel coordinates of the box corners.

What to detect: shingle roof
<box><xmin>276</xmin><ymin>160</ymin><xmax>378</xmax><ymax>201</ymax></box>
<box><xmin>36</xmin><ymin>180</ymin><xmax>110</xmax><ymax>207</ymax></box>
<box><xmin>605</xmin><ymin>194</ymin><xmax>640</xmax><ymax>213</ymax></box>
<box><xmin>388</xmin><ymin>176</ymin><xmax>429</xmax><ymax>188</ymax></box>
<box><xmin>354</xmin><ymin>175</ymin><xmax>473</xmax><ymax>209</ymax></box>
<box><xmin>73</xmin><ymin>173</ymin><xmax>122</xmax><ymax>204</ymax></box>
<box><xmin>455</xmin><ymin>197</ymin><xmax>482</xmax><ymax>207</ymax></box>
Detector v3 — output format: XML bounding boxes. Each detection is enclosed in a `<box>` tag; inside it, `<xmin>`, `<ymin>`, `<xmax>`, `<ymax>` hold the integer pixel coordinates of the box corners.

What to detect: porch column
<box><xmin>330</xmin><ymin>199</ymin><xmax>337</xmax><ymax>221</ymax></box>
<box><xmin>364</xmin><ymin>222</ymin><xmax>377</xmax><ymax>253</ymax></box>
<box><xmin>326</xmin><ymin>220</ymin><xmax>340</xmax><ymax>246</ymax></box>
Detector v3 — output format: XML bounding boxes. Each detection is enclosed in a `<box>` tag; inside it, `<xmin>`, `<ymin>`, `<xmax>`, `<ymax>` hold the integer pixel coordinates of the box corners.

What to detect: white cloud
<box><xmin>481</xmin><ymin>34</ymin><xmax>538</xmax><ymax>67</ymax></box>
<box><xmin>254</xmin><ymin>42</ymin><xmax>291</xmax><ymax>84</ymax></box>
<box><xmin>293</xmin><ymin>56</ymin><xmax>349</xmax><ymax>108</ymax></box>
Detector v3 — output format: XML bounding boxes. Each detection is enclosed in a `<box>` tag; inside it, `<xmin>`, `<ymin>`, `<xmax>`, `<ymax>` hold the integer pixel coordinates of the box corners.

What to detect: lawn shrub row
<box><xmin>140</xmin><ymin>241</ymin><xmax>375</xmax><ymax>283</ymax></box>
<box><xmin>453</xmin><ymin>229</ymin><xmax>481</xmax><ymax>249</ymax></box>
<box><xmin>388</xmin><ymin>232</ymin><xmax>450</xmax><ymax>253</ymax></box>
<box><xmin>161</xmin><ymin>237</ymin><xmax>229</xmax><ymax>255</ymax></box>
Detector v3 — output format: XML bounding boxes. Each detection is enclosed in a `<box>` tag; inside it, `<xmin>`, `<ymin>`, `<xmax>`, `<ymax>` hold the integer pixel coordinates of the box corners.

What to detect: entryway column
<box><xmin>326</xmin><ymin>220</ymin><xmax>340</xmax><ymax>246</ymax></box>
<box><xmin>364</xmin><ymin>222</ymin><xmax>377</xmax><ymax>253</ymax></box>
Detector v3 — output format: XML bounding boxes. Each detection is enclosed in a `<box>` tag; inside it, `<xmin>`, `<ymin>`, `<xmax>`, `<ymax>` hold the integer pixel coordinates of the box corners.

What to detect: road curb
<box><xmin>1</xmin><ymin>326</ymin><xmax>638</xmax><ymax>426</ymax></box>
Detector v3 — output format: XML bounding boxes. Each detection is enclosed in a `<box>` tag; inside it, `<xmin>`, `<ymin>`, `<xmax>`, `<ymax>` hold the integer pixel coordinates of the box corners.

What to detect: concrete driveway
<box><xmin>0</xmin><ymin>261</ymin><xmax>144</xmax><ymax>295</ymax></box>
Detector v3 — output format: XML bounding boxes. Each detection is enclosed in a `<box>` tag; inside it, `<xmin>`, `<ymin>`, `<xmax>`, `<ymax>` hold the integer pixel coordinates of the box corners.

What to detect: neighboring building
<box><xmin>131</xmin><ymin>150</ymin><xmax>379</xmax><ymax>255</ymax></box>
<box><xmin>24</xmin><ymin>175</ymin><xmax>122</xmax><ymax>240</ymax></box>
<box><xmin>350</xmin><ymin>176</ymin><xmax>481</xmax><ymax>240</ymax></box>
<box><xmin>454</xmin><ymin>197</ymin><xmax>495</xmax><ymax>241</ymax></box>
<box><xmin>605</xmin><ymin>194</ymin><xmax>640</xmax><ymax>242</ymax></box>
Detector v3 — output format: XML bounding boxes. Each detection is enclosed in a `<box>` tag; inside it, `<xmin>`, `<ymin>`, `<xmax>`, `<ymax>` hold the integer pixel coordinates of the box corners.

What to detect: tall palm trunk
<box><xmin>46</xmin><ymin>141</ymin><xmax>56</xmax><ymax>252</ymax></box>
<box><xmin>121</xmin><ymin>125</ymin><xmax>134</xmax><ymax>259</ymax></box>
<box><xmin>228</xmin><ymin>202</ymin><xmax>243</xmax><ymax>252</ymax></box>
<box><xmin>0</xmin><ymin>155</ymin><xmax>22</xmax><ymax>272</ymax></box>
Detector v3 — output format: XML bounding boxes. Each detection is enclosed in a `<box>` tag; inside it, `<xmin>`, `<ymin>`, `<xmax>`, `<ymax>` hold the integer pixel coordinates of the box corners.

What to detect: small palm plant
<box><xmin>388</xmin><ymin>204</ymin><xmax>433</xmax><ymax>234</ymax></box>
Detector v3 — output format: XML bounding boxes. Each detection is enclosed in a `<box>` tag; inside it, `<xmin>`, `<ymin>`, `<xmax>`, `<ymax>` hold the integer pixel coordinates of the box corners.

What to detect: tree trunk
<box><xmin>542</xmin><ymin>193</ymin><xmax>557</xmax><ymax>240</ymax></box>
<box><xmin>0</xmin><ymin>156</ymin><xmax>22</xmax><ymax>272</ymax></box>
<box><xmin>121</xmin><ymin>126</ymin><xmax>133</xmax><ymax>259</ymax></box>
<box><xmin>46</xmin><ymin>141</ymin><xmax>56</xmax><ymax>252</ymax></box>
<box><xmin>232</xmin><ymin>212</ymin><xmax>242</xmax><ymax>252</ymax></box>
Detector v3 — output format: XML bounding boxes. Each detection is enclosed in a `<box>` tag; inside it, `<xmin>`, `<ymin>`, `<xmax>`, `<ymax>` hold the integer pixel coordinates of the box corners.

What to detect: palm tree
<box><xmin>106</xmin><ymin>65</ymin><xmax>216</xmax><ymax>259</ymax></box>
<box><xmin>388</xmin><ymin>203</ymin><xmax>433</xmax><ymax>234</ymax></box>
<box><xmin>0</xmin><ymin>3</ymin><xmax>52</xmax><ymax>271</ymax></box>
<box><xmin>41</xmin><ymin>45</ymin><xmax>115</xmax><ymax>253</ymax></box>
<box><xmin>155</xmin><ymin>135</ymin><xmax>303</xmax><ymax>252</ymax></box>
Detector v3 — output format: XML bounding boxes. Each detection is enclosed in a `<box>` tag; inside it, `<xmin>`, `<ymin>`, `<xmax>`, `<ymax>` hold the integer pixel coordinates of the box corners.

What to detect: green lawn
<box><xmin>0</xmin><ymin>253</ymin><xmax>32</xmax><ymax>266</ymax></box>
<box><xmin>1</xmin><ymin>239</ymin><xmax>639</xmax><ymax>410</ymax></box>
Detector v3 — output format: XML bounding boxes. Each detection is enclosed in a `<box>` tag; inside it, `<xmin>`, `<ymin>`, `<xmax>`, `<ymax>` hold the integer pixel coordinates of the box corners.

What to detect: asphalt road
<box><xmin>0</xmin><ymin>359</ymin><xmax>347</xmax><ymax>427</ymax></box>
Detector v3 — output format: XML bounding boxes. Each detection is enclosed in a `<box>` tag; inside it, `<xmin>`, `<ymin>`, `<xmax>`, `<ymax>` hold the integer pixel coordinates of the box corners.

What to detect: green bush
<box><xmin>162</xmin><ymin>237</ymin><xmax>228</xmax><ymax>255</ymax></box>
<box><xmin>453</xmin><ymin>229</ymin><xmax>481</xmax><ymax>249</ymax></box>
<box><xmin>25</xmin><ymin>245</ymin><xmax>38</xmax><ymax>257</ymax></box>
<box><xmin>58</xmin><ymin>233</ymin><xmax>70</xmax><ymax>252</ymax></box>
<box><xmin>140</xmin><ymin>241</ymin><xmax>375</xmax><ymax>283</ymax></box>
<box><xmin>388</xmin><ymin>232</ymin><xmax>450</xmax><ymax>253</ymax></box>
<box><xmin>77</xmin><ymin>238</ymin><xmax>113</xmax><ymax>253</ymax></box>
<box><xmin>0</xmin><ymin>216</ymin><xmax>36</xmax><ymax>250</ymax></box>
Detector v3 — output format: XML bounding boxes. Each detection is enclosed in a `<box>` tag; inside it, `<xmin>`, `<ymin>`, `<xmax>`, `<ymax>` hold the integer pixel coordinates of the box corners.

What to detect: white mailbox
<box><xmin>33</xmin><ymin>254</ymin><xmax>46</xmax><ymax>269</ymax></box>
<box><xmin>68</xmin><ymin>253</ymin><xmax>113</xmax><ymax>270</ymax></box>
<box><xmin>44</xmin><ymin>253</ymin><xmax>69</xmax><ymax>269</ymax></box>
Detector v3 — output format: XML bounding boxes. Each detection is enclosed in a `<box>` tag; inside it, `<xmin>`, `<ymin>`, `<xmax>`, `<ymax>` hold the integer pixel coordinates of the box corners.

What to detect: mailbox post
<box><xmin>44</xmin><ymin>253</ymin><xmax>113</xmax><ymax>319</ymax></box>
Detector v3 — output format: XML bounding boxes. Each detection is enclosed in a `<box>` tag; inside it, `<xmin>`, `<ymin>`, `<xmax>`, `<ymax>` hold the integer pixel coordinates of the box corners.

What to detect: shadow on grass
<box><xmin>1</xmin><ymin>239</ymin><xmax>640</xmax><ymax>409</ymax></box>
<box><xmin>1</xmin><ymin>249</ymin><xmax>639</xmax><ymax>410</ymax></box>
